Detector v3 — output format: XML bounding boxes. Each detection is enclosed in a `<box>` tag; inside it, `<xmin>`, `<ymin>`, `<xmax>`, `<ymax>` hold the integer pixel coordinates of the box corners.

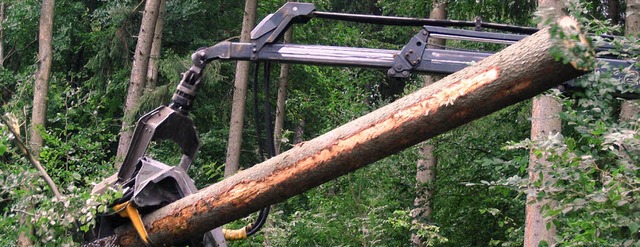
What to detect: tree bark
<box><xmin>29</xmin><ymin>0</ymin><xmax>55</xmax><ymax>156</ymax></box>
<box><xmin>105</xmin><ymin>20</ymin><xmax>593</xmax><ymax>246</ymax></box>
<box><xmin>620</xmin><ymin>0</ymin><xmax>640</xmax><ymax>121</ymax></box>
<box><xmin>0</xmin><ymin>1</ymin><xmax>4</xmax><ymax>68</ymax></box>
<box><xmin>525</xmin><ymin>96</ymin><xmax>561</xmax><ymax>247</ymax></box>
<box><xmin>626</xmin><ymin>0</ymin><xmax>640</xmax><ymax>36</ymax></box>
<box><xmin>145</xmin><ymin>0</ymin><xmax>166</xmax><ymax>91</ymax></box>
<box><xmin>22</xmin><ymin>0</ymin><xmax>55</xmax><ymax>245</ymax></box>
<box><xmin>412</xmin><ymin>1</ymin><xmax>446</xmax><ymax>246</ymax></box>
<box><xmin>608</xmin><ymin>0</ymin><xmax>620</xmax><ymax>25</ymax></box>
<box><xmin>116</xmin><ymin>0</ymin><xmax>161</xmax><ymax>166</ymax></box>
<box><xmin>411</xmin><ymin>143</ymin><xmax>437</xmax><ymax>247</ymax></box>
<box><xmin>224</xmin><ymin>0</ymin><xmax>258</xmax><ymax>177</ymax></box>
<box><xmin>293</xmin><ymin>118</ymin><xmax>304</xmax><ymax>144</ymax></box>
<box><xmin>273</xmin><ymin>27</ymin><xmax>293</xmax><ymax>155</ymax></box>
<box><xmin>523</xmin><ymin>1</ymin><xmax>564</xmax><ymax>246</ymax></box>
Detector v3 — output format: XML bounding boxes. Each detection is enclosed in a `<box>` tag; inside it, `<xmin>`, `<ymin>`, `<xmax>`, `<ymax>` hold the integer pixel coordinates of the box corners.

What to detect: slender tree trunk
<box><xmin>620</xmin><ymin>0</ymin><xmax>640</xmax><ymax>121</ymax></box>
<box><xmin>273</xmin><ymin>28</ymin><xmax>293</xmax><ymax>154</ymax></box>
<box><xmin>22</xmin><ymin>0</ymin><xmax>55</xmax><ymax>245</ymax></box>
<box><xmin>224</xmin><ymin>0</ymin><xmax>258</xmax><ymax>177</ymax></box>
<box><xmin>608</xmin><ymin>0</ymin><xmax>620</xmax><ymax>25</ymax></box>
<box><xmin>412</xmin><ymin>1</ymin><xmax>446</xmax><ymax>246</ymax></box>
<box><xmin>29</xmin><ymin>0</ymin><xmax>55</xmax><ymax>156</ymax></box>
<box><xmin>145</xmin><ymin>0</ymin><xmax>166</xmax><ymax>91</ymax></box>
<box><xmin>411</xmin><ymin>144</ymin><xmax>437</xmax><ymax>247</ymax></box>
<box><xmin>626</xmin><ymin>0</ymin><xmax>640</xmax><ymax>36</ymax></box>
<box><xmin>104</xmin><ymin>21</ymin><xmax>593</xmax><ymax>246</ymax></box>
<box><xmin>116</xmin><ymin>0</ymin><xmax>161</xmax><ymax>167</ymax></box>
<box><xmin>0</xmin><ymin>1</ymin><xmax>4</xmax><ymax>68</ymax></box>
<box><xmin>293</xmin><ymin>118</ymin><xmax>304</xmax><ymax>145</ymax></box>
<box><xmin>523</xmin><ymin>1</ymin><xmax>564</xmax><ymax>246</ymax></box>
<box><xmin>525</xmin><ymin>96</ymin><xmax>561</xmax><ymax>247</ymax></box>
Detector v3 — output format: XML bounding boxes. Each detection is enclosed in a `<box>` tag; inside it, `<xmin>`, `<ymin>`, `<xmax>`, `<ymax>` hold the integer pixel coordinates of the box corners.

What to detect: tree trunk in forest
<box><xmin>620</xmin><ymin>0</ymin><xmax>640</xmax><ymax>121</ymax></box>
<box><xmin>0</xmin><ymin>1</ymin><xmax>4</xmax><ymax>68</ymax></box>
<box><xmin>411</xmin><ymin>143</ymin><xmax>437</xmax><ymax>247</ymax></box>
<box><xmin>273</xmin><ymin>27</ymin><xmax>293</xmax><ymax>155</ymax></box>
<box><xmin>523</xmin><ymin>1</ymin><xmax>564</xmax><ymax>246</ymax></box>
<box><xmin>29</xmin><ymin>0</ymin><xmax>54</xmax><ymax>156</ymax></box>
<box><xmin>104</xmin><ymin>20</ymin><xmax>593</xmax><ymax>246</ymax></box>
<box><xmin>224</xmin><ymin>0</ymin><xmax>258</xmax><ymax>177</ymax></box>
<box><xmin>608</xmin><ymin>0</ymin><xmax>620</xmax><ymax>25</ymax></box>
<box><xmin>412</xmin><ymin>1</ymin><xmax>446</xmax><ymax>246</ymax></box>
<box><xmin>625</xmin><ymin>0</ymin><xmax>640</xmax><ymax>35</ymax></box>
<box><xmin>145</xmin><ymin>0</ymin><xmax>166</xmax><ymax>91</ymax></box>
<box><xmin>293</xmin><ymin>118</ymin><xmax>304</xmax><ymax>144</ymax></box>
<box><xmin>22</xmin><ymin>0</ymin><xmax>55</xmax><ymax>245</ymax></box>
<box><xmin>116</xmin><ymin>0</ymin><xmax>161</xmax><ymax>167</ymax></box>
<box><xmin>525</xmin><ymin>96</ymin><xmax>561</xmax><ymax>247</ymax></box>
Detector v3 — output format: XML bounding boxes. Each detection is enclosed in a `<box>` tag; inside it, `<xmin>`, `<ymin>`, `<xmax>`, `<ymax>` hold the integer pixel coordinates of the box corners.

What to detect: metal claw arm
<box><xmin>184</xmin><ymin>5</ymin><xmax>633</xmax><ymax>81</ymax></box>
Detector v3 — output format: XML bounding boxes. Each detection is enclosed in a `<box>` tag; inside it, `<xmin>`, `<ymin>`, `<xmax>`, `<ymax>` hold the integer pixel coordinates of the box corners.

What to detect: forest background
<box><xmin>0</xmin><ymin>0</ymin><xmax>639</xmax><ymax>246</ymax></box>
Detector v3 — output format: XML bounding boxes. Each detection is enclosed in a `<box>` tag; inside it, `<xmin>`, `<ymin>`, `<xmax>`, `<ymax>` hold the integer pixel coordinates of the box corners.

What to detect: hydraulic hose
<box><xmin>247</xmin><ymin>62</ymin><xmax>274</xmax><ymax>237</ymax></box>
<box><xmin>225</xmin><ymin>62</ymin><xmax>273</xmax><ymax>241</ymax></box>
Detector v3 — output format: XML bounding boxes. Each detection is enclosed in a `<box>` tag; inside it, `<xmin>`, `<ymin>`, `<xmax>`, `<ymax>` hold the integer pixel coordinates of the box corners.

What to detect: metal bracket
<box><xmin>250</xmin><ymin>2</ymin><xmax>315</xmax><ymax>58</ymax></box>
<box><xmin>388</xmin><ymin>25</ymin><xmax>530</xmax><ymax>78</ymax></box>
<box><xmin>388</xmin><ymin>29</ymin><xmax>430</xmax><ymax>78</ymax></box>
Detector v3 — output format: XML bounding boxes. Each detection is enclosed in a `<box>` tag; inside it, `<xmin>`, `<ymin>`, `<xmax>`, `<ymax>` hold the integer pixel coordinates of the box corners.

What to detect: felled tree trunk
<box><xmin>108</xmin><ymin>17</ymin><xmax>593</xmax><ymax>247</ymax></box>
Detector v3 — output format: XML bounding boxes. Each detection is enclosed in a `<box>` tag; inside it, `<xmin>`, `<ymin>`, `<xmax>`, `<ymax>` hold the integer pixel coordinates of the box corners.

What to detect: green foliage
<box><xmin>432</xmin><ymin>102</ymin><xmax>531</xmax><ymax>246</ymax></box>
<box><xmin>0</xmin><ymin>153</ymin><xmax>120</xmax><ymax>245</ymax></box>
<box><xmin>448</xmin><ymin>0</ymin><xmax>536</xmax><ymax>26</ymax></box>
<box><xmin>1</xmin><ymin>0</ymin><xmax>39</xmax><ymax>71</ymax></box>
<box><xmin>499</xmin><ymin>3</ymin><xmax>640</xmax><ymax>246</ymax></box>
<box><xmin>388</xmin><ymin>209</ymin><xmax>449</xmax><ymax>246</ymax></box>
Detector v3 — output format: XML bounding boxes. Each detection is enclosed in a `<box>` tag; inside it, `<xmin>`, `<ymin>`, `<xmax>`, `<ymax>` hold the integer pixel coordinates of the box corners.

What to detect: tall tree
<box><xmin>412</xmin><ymin>1</ymin><xmax>446</xmax><ymax>246</ymax></box>
<box><xmin>524</xmin><ymin>0</ymin><xmax>564</xmax><ymax>246</ymax></box>
<box><xmin>625</xmin><ymin>0</ymin><xmax>639</xmax><ymax>35</ymax></box>
<box><xmin>607</xmin><ymin>0</ymin><xmax>620</xmax><ymax>25</ymax></box>
<box><xmin>0</xmin><ymin>1</ymin><xmax>4</xmax><ymax>68</ymax></box>
<box><xmin>29</xmin><ymin>0</ymin><xmax>54</xmax><ymax>156</ymax></box>
<box><xmin>116</xmin><ymin>0</ymin><xmax>162</xmax><ymax>165</ymax></box>
<box><xmin>620</xmin><ymin>0</ymin><xmax>639</xmax><ymax>121</ymax></box>
<box><xmin>22</xmin><ymin>0</ymin><xmax>55</xmax><ymax>245</ymax></box>
<box><xmin>145</xmin><ymin>0</ymin><xmax>166</xmax><ymax>91</ymax></box>
<box><xmin>224</xmin><ymin>0</ymin><xmax>258</xmax><ymax>177</ymax></box>
<box><xmin>273</xmin><ymin>27</ymin><xmax>293</xmax><ymax>155</ymax></box>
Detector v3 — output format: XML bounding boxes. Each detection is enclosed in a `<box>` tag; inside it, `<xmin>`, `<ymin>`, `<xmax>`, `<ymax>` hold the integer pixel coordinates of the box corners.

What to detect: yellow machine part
<box><xmin>223</xmin><ymin>224</ymin><xmax>253</xmax><ymax>241</ymax></box>
<box><xmin>113</xmin><ymin>201</ymin><xmax>151</xmax><ymax>245</ymax></box>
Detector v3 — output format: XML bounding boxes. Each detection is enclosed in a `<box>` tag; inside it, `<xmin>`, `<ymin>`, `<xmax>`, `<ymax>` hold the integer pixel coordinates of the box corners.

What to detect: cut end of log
<box><xmin>555</xmin><ymin>16</ymin><xmax>596</xmax><ymax>72</ymax></box>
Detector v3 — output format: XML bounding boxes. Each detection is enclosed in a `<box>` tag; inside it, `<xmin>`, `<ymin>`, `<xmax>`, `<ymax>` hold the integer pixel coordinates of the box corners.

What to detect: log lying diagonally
<box><xmin>110</xmin><ymin>17</ymin><xmax>592</xmax><ymax>246</ymax></box>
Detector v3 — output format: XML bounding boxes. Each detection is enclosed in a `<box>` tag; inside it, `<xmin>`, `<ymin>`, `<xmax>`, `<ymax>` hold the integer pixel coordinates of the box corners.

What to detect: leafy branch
<box><xmin>0</xmin><ymin>114</ymin><xmax>63</xmax><ymax>200</ymax></box>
